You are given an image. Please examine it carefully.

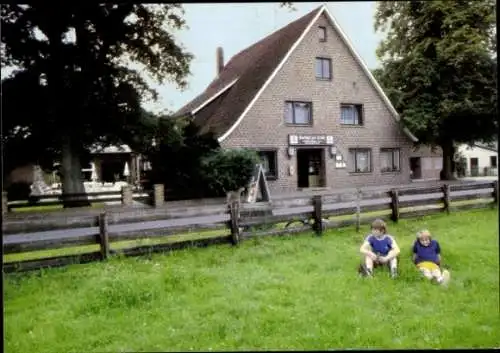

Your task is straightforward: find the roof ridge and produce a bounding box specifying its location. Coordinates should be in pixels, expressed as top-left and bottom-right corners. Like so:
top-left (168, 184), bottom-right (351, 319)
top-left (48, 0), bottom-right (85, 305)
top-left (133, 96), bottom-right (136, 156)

top-left (204, 5), bottom-right (323, 93)
top-left (225, 5), bottom-right (323, 67)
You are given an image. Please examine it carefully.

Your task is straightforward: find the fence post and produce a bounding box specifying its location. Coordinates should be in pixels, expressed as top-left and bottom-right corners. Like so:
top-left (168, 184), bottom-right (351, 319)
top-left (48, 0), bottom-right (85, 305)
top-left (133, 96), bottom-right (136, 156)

top-left (355, 189), bottom-right (362, 232)
top-left (121, 185), bottom-right (133, 206)
top-left (492, 180), bottom-right (498, 206)
top-left (153, 184), bottom-right (164, 208)
top-left (390, 189), bottom-right (399, 223)
top-left (98, 212), bottom-right (110, 260)
top-left (312, 195), bottom-right (323, 236)
top-left (442, 183), bottom-right (451, 214)
top-left (2, 191), bottom-right (8, 215)
top-left (229, 201), bottom-right (240, 245)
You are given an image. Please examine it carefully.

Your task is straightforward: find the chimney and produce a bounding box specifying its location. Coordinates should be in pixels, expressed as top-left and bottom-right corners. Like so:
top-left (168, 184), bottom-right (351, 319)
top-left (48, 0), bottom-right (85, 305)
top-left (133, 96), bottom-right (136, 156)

top-left (216, 47), bottom-right (224, 75)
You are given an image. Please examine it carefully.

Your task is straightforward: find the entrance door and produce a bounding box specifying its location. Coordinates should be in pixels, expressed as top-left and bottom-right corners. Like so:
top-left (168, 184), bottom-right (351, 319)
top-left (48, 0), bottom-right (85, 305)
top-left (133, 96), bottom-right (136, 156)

top-left (410, 157), bottom-right (422, 179)
top-left (470, 157), bottom-right (479, 176)
top-left (297, 149), bottom-right (325, 188)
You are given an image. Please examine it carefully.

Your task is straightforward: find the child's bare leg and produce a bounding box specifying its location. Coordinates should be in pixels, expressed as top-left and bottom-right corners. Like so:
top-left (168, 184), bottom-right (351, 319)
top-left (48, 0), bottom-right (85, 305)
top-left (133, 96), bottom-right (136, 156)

top-left (433, 268), bottom-right (451, 285)
top-left (389, 257), bottom-right (398, 270)
top-left (388, 257), bottom-right (398, 278)
top-left (431, 269), bottom-right (442, 280)
top-left (364, 256), bottom-right (374, 275)
top-left (420, 268), bottom-right (433, 280)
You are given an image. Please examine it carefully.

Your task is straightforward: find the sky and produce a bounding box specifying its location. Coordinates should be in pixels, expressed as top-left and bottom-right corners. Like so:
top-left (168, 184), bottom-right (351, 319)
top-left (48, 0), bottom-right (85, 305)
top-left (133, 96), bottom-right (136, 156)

top-left (147, 2), bottom-right (385, 114)
top-left (1, 2), bottom-right (385, 115)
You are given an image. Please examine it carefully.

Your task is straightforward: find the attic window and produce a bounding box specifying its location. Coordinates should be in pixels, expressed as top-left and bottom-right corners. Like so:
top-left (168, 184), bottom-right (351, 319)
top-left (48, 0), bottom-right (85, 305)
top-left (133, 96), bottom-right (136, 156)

top-left (318, 26), bottom-right (326, 42)
top-left (315, 57), bottom-right (331, 80)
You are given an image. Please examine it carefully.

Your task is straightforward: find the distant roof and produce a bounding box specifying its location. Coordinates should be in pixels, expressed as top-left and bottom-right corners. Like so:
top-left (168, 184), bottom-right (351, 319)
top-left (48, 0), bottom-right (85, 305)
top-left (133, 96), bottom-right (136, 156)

top-left (174, 4), bottom-right (417, 143)
top-left (90, 144), bottom-right (131, 154)
top-left (473, 141), bottom-right (498, 152)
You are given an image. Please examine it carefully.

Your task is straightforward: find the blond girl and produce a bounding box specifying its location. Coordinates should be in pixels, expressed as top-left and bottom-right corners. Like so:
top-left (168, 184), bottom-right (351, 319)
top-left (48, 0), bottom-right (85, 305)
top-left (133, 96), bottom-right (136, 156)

top-left (412, 229), bottom-right (451, 285)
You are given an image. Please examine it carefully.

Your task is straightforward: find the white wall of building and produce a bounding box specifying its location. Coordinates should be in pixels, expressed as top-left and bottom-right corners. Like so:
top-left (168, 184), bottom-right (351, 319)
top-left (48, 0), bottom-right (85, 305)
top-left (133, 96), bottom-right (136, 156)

top-left (457, 144), bottom-right (498, 176)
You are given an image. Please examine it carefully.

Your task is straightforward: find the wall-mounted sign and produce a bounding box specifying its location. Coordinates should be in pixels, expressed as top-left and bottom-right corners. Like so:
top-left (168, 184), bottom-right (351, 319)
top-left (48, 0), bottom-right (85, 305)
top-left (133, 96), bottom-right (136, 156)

top-left (288, 134), bottom-right (334, 146)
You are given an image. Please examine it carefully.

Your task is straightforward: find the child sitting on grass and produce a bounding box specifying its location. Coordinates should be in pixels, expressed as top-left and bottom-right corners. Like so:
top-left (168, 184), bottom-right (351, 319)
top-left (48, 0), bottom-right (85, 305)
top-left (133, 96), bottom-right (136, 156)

top-left (412, 229), bottom-right (451, 286)
top-left (359, 219), bottom-right (400, 278)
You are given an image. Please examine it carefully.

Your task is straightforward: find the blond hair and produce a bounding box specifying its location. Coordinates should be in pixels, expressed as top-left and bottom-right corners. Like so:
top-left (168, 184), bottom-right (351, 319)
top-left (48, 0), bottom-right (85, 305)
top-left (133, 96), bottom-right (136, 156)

top-left (416, 229), bottom-right (432, 239)
top-left (371, 219), bottom-right (387, 234)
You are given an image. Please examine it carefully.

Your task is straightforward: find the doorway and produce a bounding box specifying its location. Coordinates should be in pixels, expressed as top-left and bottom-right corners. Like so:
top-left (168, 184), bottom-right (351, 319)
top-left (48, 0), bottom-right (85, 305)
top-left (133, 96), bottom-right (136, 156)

top-left (297, 148), bottom-right (325, 188)
top-left (470, 157), bottom-right (479, 176)
top-left (410, 157), bottom-right (422, 179)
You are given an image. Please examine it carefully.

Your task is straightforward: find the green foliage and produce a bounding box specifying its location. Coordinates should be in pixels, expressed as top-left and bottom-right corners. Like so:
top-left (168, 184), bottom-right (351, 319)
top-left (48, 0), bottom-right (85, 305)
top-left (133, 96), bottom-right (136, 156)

top-left (145, 119), bottom-right (259, 199)
top-left (145, 118), bottom-right (220, 198)
top-left (280, 2), bottom-right (297, 11)
top-left (1, 4), bottom-right (193, 194)
top-left (373, 1), bottom-right (497, 147)
top-left (453, 150), bottom-right (467, 177)
top-left (200, 148), bottom-right (261, 195)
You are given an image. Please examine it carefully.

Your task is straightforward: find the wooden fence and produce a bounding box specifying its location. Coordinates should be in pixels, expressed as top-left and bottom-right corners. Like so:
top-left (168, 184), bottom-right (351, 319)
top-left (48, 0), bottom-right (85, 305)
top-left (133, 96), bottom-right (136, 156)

top-left (2, 181), bottom-right (497, 273)
top-left (2, 184), bottom-right (169, 212)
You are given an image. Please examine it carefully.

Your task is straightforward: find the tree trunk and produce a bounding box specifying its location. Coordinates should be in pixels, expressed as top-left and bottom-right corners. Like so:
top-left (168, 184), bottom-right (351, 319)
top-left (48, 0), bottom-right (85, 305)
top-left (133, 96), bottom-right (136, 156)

top-left (46, 27), bottom-right (90, 208)
top-left (61, 137), bottom-right (90, 208)
top-left (440, 140), bottom-right (456, 181)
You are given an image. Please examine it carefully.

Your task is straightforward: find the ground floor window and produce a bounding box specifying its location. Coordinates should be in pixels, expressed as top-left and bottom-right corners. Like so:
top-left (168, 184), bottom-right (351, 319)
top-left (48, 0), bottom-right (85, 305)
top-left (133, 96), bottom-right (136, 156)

top-left (490, 156), bottom-right (497, 168)
top-left (257, 150), bottom-right (278, 180)
top-left (349, 148), bottom-right (372, 173)
top-left (380, 148), bottom-right (401, 172)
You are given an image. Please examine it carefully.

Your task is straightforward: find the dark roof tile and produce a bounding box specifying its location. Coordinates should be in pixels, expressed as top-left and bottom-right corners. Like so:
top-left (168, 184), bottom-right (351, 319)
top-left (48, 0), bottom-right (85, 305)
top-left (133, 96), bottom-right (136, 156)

top-left (174, 5), bottom-right (323, 137)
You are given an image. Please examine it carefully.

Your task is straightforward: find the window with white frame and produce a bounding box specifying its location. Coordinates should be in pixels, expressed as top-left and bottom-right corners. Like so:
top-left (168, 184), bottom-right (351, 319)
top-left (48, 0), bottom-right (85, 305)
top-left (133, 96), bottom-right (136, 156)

top-left (318, 26), bottom-right (327, 42)
top-left (349, 148), bottom-right (372, 173)
top-left (380, 148), bottom-right (401, 172)
top-left (315, 57), bottom-right (331, 80)
top-left (340, 104), bottom-right (363, 125)
top-left (284, 101), bottom-right (312, 125)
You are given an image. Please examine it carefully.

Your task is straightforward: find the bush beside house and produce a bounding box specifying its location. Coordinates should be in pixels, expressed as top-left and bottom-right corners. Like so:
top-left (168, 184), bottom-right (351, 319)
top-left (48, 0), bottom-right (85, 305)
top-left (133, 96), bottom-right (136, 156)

top-left (145, 119), bottom-right (259, 200)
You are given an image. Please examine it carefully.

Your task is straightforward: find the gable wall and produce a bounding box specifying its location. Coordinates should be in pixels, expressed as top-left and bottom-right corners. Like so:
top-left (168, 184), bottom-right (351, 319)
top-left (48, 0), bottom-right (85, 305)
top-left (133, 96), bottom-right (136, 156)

top-left (221, 13), bottom-right (432, 192)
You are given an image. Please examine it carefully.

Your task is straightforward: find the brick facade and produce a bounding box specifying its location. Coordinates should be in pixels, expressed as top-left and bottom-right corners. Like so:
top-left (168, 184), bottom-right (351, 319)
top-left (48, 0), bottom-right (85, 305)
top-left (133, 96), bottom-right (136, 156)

top-left (221, 13), bottom-right (439, 192)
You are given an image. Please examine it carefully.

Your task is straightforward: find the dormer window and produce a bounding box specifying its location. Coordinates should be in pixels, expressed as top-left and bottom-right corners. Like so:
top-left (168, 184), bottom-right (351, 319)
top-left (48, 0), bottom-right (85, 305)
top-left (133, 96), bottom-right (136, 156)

top-left (318, 26), bottom-right (327, 42)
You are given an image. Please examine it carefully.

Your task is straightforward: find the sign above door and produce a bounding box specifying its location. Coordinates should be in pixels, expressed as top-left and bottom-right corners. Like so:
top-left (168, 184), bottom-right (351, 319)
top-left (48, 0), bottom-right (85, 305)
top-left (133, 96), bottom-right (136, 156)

top-left (288, 134), bottom-right (334, 146)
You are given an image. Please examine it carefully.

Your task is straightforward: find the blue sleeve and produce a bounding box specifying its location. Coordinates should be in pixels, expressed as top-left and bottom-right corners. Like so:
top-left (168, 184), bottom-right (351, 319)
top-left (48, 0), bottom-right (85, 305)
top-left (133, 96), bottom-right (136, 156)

top-left (435, 240), bottom-right (441, 254)
top-left (412, 241), bottom-right (418, 253)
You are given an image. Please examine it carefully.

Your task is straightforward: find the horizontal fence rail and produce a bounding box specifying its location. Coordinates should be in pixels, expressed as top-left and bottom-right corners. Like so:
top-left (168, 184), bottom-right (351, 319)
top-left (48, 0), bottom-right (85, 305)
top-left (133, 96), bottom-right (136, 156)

top-left (3, 180), bottom-right (497, 273)
top-left (4, 187), bottom-right (153, 211)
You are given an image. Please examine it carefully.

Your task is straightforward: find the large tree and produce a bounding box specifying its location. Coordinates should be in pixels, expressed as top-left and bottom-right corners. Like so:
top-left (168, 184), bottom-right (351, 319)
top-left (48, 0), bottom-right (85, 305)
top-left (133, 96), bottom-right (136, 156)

top-left (1, 4), bottom-right (192, 205)
top-left (373, 0), bottom-right (497, 180)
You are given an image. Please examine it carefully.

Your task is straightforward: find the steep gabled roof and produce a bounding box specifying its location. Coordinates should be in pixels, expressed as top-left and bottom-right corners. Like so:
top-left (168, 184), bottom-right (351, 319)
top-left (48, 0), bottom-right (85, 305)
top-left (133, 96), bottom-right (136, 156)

top-left (473, 141), bottom-right (498, 153)
top-left (174, 5), bottom-right (322, 133)
top-left (174, 4), bottom-right (417, 143)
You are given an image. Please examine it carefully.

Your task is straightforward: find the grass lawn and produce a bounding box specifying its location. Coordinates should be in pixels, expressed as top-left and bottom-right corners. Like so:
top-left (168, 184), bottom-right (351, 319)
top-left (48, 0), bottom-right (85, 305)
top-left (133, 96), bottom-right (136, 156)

top-left (3, 208), bottom-right (499, 351)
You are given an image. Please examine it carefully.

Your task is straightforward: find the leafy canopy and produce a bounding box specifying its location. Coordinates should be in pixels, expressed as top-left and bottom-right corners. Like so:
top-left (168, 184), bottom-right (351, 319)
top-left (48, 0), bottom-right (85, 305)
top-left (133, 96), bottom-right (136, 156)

top-left (1, 4), bottom-right (193, 169)
top-left (373, 0), bottom-right (497, 146)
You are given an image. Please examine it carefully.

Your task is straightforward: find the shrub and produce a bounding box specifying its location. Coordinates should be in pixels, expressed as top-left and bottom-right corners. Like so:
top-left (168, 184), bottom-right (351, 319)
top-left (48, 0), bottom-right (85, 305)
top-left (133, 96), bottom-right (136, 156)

top-left (144, 118), bottom-right (220, 199)
top-left (200, 148), bottom-right (260, 195)
top-left (144, 118), bottom-right (260, 199)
